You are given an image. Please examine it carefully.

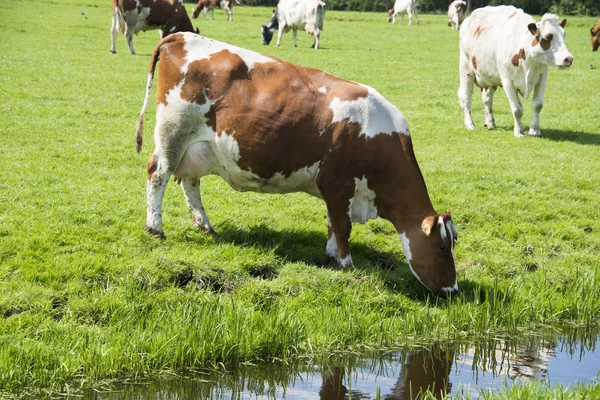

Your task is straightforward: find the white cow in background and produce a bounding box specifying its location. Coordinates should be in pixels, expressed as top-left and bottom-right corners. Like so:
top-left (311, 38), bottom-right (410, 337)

top-left (261, 0), bottom-right (327, 49)
top-left (448, 0), bottom-right (467, 30)
top-left (387, 0), bottom-right (418, 26)
top-left (458, 6), bottom-right (573, 137)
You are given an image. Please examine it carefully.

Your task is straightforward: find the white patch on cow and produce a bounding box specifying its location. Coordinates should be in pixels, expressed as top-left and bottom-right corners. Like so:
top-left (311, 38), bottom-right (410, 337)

top-left (326, 231), bottom-right (338, 260)
top-left (125, 5), bottom-right (152, 33)
top-left (441, 282), bottom-right (459, 293)
top-left (348, 177), bottom-right (378, 223)
top-left (329, 86), bottom-right (409, 138)
top-left (181, 32), bottom-right (277, 74)
top-left (208, 131), bottom-right (322, 196)
top-left (340, 254), bottom-right (353, 268)
top-left (401, 233), bottom-right (425, 285)
top-left (318, 86), bottom-right (327, 94)
top-left (155, 84), bottom-right (215, 156)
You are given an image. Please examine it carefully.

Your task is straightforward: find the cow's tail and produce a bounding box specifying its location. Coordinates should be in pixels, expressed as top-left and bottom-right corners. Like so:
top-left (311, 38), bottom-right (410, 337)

top-left (135, 37), bottom-right (165, 153)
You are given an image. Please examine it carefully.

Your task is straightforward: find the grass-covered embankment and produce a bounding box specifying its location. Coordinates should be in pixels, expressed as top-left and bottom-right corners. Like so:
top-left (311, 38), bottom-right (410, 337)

top-left (1, 0), bottom-right (599, 396)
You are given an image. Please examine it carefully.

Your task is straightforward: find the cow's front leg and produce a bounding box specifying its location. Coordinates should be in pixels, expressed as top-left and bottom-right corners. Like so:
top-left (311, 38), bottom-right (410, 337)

top-left (227, 8), bottom-right (232, 21)
top-left (481, 87), bottom-right (496, 129)
top-left (326, 207), bottom-right (353, 268)
top-left (502, 83), bottom-right (524, 137)
top-left (210, 8), bottom-right (215, 20)
top-left (312, 31), bottom-right (320, 49)
top-left (292, 29), bottom-right (297, 47)
top-left (529, 72), bottom-right (548, 137)
top-left (180, 177), bottom-right (215, 234)
top-left (276, 28), bottom-right (284, 46)
top-left (145, 154), bottom-right (171, 238)
top-left (458, 53), bottom-right (476, 130)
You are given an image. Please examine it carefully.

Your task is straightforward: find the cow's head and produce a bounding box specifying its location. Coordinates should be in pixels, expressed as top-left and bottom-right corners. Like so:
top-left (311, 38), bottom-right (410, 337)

top-left (261, 10), bottom-right (278, 45)
top-left (387, 9), bottom-right (394, 23)
top-left (528, 14), bottom-right (573, 69)
top-left (191, 1), bottom-right (204, 19)
top-left (401, 211), bottom-right (458, 298)
top-left (591, 26), bottom-right (600, 51)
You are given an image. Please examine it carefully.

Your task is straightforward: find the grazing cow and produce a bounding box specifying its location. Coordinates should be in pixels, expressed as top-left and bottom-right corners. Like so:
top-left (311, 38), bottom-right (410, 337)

top-left (135, 33), bottom-right (459, 297)
top-left (387, 0), bottom-right (418, 26)
top-left (191, 0), bottom-right (240, 22)
top-left (261, 0), bottom-right (326, 49)
top-left (447, 0), bottom-right (466, 31)
top-left (110, 0), bottom-right (198, 55)
top-left (458, 6), bottom-right (573, 137)
top-left (591, 19), bottom-right (600, 51)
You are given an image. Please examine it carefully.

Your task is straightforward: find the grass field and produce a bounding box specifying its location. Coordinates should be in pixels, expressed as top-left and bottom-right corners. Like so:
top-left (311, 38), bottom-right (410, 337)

top-left (1, 0), bottom-right (599, 396)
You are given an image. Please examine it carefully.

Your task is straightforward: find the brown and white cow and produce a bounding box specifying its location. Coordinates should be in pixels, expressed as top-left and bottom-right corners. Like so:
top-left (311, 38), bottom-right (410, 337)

top-left (135, 32), bottom-right (459, 297)
top-left (458, 6), bottom-right (573, 137)
top-left (110, 0), bottom-right (198, 55)
top-left (447, 0), bottom-right (466, 31)
top-left (192, 0), bottom-right (240, 22)
top-left (591, 19), bottom-right (600, 51)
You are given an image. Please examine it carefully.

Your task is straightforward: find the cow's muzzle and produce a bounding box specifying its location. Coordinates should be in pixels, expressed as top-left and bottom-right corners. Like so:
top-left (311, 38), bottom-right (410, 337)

top-left (559, 55), bottom-right (574, 69)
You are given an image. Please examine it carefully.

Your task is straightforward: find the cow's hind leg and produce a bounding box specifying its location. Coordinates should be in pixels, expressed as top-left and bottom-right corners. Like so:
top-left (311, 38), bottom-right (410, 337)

top-left (292, 29), bottom-right (298, 47)
top-left (458, 51), bottom-right (476, 130)
top-left (180, 177), bottom-right (215, 234)
top-left (145, 153), bottom-right (171, 238)
top-left (481, 87), bottom-right (496, 129)
top-left (110, 11), bottom-right (119, 53)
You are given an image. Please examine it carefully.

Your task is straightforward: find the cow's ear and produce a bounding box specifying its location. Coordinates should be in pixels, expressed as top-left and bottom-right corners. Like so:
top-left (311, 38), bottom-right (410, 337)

top-left (422, 216), bottom-right (437, 236)
top-left (528, 23), bottom-right (538, 36)
top-left (559, 18), bottom-right (567, 28)
top-left (195, 28), bottom-right (200, 34)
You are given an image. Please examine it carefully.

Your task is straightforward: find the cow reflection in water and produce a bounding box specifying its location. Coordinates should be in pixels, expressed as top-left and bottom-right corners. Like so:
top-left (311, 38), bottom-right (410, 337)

top-left (319, 347), bottom-right (454, 400)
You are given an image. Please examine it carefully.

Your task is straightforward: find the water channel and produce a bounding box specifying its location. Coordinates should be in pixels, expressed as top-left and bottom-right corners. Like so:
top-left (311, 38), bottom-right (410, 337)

top-left (76, 329), bottom-right (599, 399)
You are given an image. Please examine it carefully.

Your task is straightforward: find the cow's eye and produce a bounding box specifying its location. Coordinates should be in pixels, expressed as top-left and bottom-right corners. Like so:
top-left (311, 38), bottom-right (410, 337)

top-left (545, 33), bottom-right (554, 41)
top-left (439, 244), bottom-right (449, 253)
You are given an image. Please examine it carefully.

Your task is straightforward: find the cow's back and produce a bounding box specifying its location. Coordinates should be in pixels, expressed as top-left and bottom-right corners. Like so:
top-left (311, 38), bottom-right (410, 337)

top-left (460, 6), bottom-right (534, 86)
top-left (157, 33), bottom-right (409, 195)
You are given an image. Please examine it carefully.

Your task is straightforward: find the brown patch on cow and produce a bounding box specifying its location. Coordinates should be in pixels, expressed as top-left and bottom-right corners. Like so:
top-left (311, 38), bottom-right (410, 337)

top-left (508, 11), bottom-right (517, 18)
top-left (471, 56), bottom-right (477, 69)
top-left (474, 25), bottom-right (485, 38)
top-left (146, 154), bottom-right (158, 180)
top-left (531, 37), bottom-right (539, 47)
top-left (540, 36), bottom-right (552, 51)
top-left (592, 19), bottom-right (600, 51)
top-left (511, 48), bottom-right (526, 67)
top-left (156, 35), bottom-right (188, 106)
top-left (205, 106), bottom-right (217, 132)
top-left (182, 50), bottom-right (250, 106)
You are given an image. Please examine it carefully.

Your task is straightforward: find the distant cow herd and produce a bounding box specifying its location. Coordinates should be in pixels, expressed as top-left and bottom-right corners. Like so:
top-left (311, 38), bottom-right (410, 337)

top-left (108, 0), bottom-right (597, 296)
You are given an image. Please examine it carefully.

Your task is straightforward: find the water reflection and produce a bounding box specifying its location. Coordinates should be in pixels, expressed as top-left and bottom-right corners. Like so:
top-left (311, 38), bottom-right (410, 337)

top-left (79, 330), bottom-right (600, 400)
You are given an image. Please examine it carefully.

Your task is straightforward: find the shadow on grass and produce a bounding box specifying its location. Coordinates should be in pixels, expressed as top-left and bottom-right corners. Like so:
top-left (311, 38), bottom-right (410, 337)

top-left (182, 223), bottom-right (508, 305)
top-left (541, 129), bottom-right (600, 145)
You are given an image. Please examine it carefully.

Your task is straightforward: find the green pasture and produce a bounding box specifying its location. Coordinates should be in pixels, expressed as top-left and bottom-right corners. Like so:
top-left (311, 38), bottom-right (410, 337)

top-left (1, 0), bottom-right (599, 396)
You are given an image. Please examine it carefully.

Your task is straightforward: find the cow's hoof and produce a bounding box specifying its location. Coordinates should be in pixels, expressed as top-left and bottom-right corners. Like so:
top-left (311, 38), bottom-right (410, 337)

top-left (528, 129), bottom-right (541, 137)
top-left (110, 49), bottom-right (116, 54)
top-left (514, 131), bottom-right (525, 138)
top-left (197, 224), bottom-right (215, 234)
top-left (484, 122), bottom-right (496, 129)
top-left (145, 226), bottom-right (165, 239)
top-left (465, 123), bottom-right (476, 130)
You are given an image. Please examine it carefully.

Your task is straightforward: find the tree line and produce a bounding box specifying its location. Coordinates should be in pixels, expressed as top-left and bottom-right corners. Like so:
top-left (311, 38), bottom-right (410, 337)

top-left (196, 0), bottom-right (599, 16)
